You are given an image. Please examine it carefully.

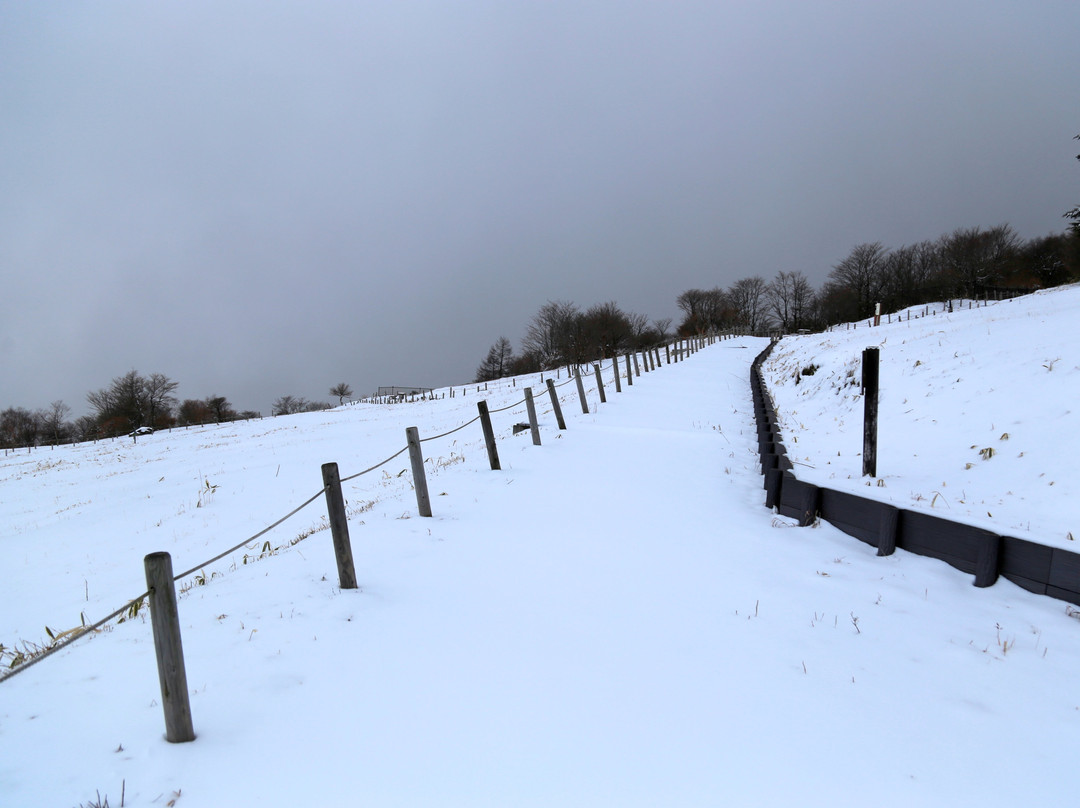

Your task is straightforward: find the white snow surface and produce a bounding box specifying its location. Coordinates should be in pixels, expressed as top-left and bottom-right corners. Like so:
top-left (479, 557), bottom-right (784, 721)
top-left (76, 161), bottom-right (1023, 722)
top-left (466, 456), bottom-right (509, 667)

top-left (762, 284), bottom-right (1080, 549)
top-left (1, 313), bottom-right (1079, 806)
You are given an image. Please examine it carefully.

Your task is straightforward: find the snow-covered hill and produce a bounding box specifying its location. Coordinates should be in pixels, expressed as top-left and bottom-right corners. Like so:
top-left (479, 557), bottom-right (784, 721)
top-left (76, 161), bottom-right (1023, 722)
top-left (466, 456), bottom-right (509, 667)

top-left (762, 285), bottom-right (1080, 550)
top-left (2, 318), bottom-right (1079, 807)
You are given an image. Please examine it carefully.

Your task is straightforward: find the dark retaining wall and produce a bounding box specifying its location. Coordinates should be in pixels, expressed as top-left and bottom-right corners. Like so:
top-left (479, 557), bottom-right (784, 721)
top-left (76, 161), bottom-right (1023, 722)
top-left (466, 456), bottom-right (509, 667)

top-left (751, 343), bottom-right (1080, 606)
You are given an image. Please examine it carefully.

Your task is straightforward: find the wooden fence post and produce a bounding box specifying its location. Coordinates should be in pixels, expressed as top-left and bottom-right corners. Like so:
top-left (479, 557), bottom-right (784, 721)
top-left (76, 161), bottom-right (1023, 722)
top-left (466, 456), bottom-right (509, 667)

top-left (477, 401), bottom-right (501, 469)
top-left (862, 347), bottom-right (879, 477)
top-left (633, 352), bottom-right (641, 377)
top-left (144, 552), bottom-right (195, 743)
top-left (524, 387), bottom-right (542, 445)
top-left (574, 368), bottom-right (589, 414)
top-left (321, 462), bottom-right (357, 589)
top-left (612, 357), bottom-right (622, 393)
top-left (545, 379), bottom-right (567, 429)
top-left (593, 363), bottom-right (607, 403)
top-left (625, 354), bottom-right (633, 386)
top-left (405, 426), bottom-right (432, 517)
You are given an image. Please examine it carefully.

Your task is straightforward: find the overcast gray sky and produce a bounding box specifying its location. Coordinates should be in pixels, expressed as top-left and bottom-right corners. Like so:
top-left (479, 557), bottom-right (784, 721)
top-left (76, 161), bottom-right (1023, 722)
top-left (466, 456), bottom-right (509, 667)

top-left (2, 0), bottom-right (1077, 416)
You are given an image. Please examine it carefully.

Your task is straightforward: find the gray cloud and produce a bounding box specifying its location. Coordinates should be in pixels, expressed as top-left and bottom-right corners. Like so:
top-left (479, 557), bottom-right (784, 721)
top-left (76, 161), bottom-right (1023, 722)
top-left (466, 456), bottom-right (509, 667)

top-left (2, 0), bottom-right (1077, 415)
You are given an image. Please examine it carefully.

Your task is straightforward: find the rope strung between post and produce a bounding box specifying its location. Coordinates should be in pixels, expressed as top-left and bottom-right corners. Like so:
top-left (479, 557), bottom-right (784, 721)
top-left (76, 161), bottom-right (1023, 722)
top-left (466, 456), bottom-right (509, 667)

top-left (419, 414), bottom-right (482, 443)
top-left (489, 397), bottom-right (529, 414)
top-left (0, 589), bottom-right (149, 683)
top-left (171, 485), bottom-right (328, 582)
top-left (0, 485), bottom-right (330, 685)
top-left (0, 357), bottom-right (645, 684)
top-left (340, 445), bottom-right (409, 483)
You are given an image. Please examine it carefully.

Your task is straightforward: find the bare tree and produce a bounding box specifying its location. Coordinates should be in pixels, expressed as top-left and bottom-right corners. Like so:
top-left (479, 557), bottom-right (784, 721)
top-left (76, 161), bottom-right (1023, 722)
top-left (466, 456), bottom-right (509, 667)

top-left (652, 317), bottom-right (672, 342)
top-left (938, 225), bottom-right (1019, 298)
top-left (330, 383), bottom-right (353, 405)
top-left (675, 289), bottom-right (710, 334)
top-left (508, 350), bottom-right (543, 376)
top-left (627, 311), bottom-right (651, 345)
top-left (178, 399), bottom-right (212, 426)
top-left (475, 337), bottom-right (514, 382)
top-left (72, 415), bottom-right (99, 443)
top-left (273, 395), bottom-right (299, 416)
top-left (87, 370), bottom-right (144, 435)
top-left (41, 400), bottom-right (71, 445)
top-left (144, 372), bottom-right (179, 429)
top-left (87, 370), bottom-right (177, 435)
top-left (206, 395), bottom-right (237, 422)
top-left (272, 396), bottom-right (326, 415)
top-left (828, 242), bottom-right (888, 318)
top-left (0, 407), bottom-right (40, 449)
top-left (766, 271), bottom-right (814, 333)
top-left (728, 276), bottom-right (768, 334)
top-left (1020, 233), bottom-right (1074, 288)
top-left (676, 288), bottom-right (729, 335)
top-left (521, 300), bottom-right (580, 369)
top-left (580, 301), bottom-right (633, 358)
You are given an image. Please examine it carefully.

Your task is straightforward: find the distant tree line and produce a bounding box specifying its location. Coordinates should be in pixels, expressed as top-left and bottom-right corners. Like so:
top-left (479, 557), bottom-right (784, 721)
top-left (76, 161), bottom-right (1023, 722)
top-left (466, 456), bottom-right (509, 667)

top-left (1, 371), bottom-right (356, 450)
top-left (474, 222), bottom-right (1078, 382)
top-left (272, 395), bottom-right (332, 416)
top-left (474, 301), bottom-right (672, 382)
top-left (672, 224), bottom-right (1079, 337)
top-left (671, 139), bottom-right (1080, 335)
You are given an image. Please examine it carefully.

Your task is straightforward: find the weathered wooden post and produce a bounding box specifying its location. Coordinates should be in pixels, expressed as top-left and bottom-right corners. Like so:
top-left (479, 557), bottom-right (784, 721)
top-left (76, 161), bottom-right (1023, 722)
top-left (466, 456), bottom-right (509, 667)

top-left (545, 379), bottom-right (566, 429)
top-left (641, 350), bottom-right (650, 372)
top-left (593, 363), bottom-right (606, 403)
top-left (321, 462), bottom-right (357, 589)
top-left (625, 354), bottom-right (633, 386)
top-left (477, 401), bottom-right (501, 469)
top-left (405, 426), bottom-right (432, 516)
top-left (632, 352), bottom-right (641, 377)
top-left (665, 344), bottom-right (670, 363)
top-left (144, 552), bottom-right (195, 743)
top-left (650, 348), bottom-right (658, 370)
top-left (612, 357), bottom-right (622, 393)
top-left (862, 347), bottom-right (879, 477)
top-left (574, 368), bottom-right (589, 414)
top-left (524, 387), bottom-right (541, 445)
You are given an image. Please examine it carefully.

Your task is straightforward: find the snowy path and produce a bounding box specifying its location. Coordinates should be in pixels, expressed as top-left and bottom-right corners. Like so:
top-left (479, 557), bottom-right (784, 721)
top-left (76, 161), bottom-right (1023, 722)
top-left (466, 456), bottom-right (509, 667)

top-left (2, 340), bottom-right (1079, 806)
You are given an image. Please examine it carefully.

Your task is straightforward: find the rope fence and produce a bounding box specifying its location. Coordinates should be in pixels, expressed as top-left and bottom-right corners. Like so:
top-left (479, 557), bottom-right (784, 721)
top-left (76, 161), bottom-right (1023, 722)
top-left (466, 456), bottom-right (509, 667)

top-left (0, 335), bottom-right (726, 731)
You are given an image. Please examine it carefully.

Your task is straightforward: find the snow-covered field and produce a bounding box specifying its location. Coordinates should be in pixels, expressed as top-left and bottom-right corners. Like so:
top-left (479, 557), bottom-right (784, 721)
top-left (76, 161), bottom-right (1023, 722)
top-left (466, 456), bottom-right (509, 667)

top-left (2, 305), bottom-right (1079, 806)
top-left (762, 285), bottom-right (1080, 550)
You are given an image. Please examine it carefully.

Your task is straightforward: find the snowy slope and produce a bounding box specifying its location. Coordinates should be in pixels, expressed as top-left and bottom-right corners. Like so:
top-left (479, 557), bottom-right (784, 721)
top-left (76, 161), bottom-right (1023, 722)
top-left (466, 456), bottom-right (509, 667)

top-left (762, 285), bottom-right (1080, 550)
top-left (2, 334), bottom-right (1079, 807)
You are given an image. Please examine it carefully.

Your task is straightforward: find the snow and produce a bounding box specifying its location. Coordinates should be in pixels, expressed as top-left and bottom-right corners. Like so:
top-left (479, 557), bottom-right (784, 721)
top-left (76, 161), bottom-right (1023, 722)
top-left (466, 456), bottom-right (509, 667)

top-left (2, 302), bottom-right (1079, 806)
top-left (761, 285), bottom-right (1080, 549)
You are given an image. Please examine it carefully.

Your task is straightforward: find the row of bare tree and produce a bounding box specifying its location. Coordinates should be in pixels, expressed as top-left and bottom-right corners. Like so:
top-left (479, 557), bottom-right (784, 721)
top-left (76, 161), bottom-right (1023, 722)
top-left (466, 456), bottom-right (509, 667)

top-left (475, 301), bottom-right (672, 381)
top-left (675, 224), bottom-right (1079, 336)
top-left (473, 221), bottom-right (1079, 384)
top-left (2, 373), bottom-right (359, 450)
top-left (0, 371), bottom-right (259, 449)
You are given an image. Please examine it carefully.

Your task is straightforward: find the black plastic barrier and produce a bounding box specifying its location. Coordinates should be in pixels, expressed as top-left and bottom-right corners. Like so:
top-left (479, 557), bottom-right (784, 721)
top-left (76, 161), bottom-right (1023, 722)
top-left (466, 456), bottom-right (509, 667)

top-left (750, 342), bottom-right (1080, 605)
